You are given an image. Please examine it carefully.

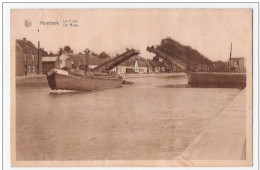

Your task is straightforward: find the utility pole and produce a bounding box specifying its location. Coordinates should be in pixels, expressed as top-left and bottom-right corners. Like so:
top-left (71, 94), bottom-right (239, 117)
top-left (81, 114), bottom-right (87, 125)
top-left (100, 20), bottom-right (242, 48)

top-left (230, 42), bottom-right (232, 60)
top-left (38, 41), bottom-right (40, 75)
top-left (228, 42), bottom-right (232, 72)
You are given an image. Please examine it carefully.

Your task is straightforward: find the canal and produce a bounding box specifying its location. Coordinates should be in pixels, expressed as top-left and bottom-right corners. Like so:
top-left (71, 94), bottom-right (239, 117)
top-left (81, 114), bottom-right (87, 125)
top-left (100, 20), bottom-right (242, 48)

top-left (16, 75), bottom-right (243, 160)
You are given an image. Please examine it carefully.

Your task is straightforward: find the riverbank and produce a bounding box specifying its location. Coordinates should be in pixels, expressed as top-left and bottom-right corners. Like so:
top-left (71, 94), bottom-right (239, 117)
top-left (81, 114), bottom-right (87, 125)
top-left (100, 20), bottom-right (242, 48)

top-left (177, 88), bottom-right (247, 163)
top-left (16, 73), bottom-right (187, 85)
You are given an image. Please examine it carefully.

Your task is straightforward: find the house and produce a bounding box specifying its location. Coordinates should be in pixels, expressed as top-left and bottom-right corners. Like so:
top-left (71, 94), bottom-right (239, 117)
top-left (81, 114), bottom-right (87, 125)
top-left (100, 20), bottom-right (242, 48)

top-left (116, 56), bottom-right (150, 74)
top-left (42, 55), bottom-right (59, 74)
top-left (137, 60), bottom-right (150, 73)
top-left (88, 55), bottom-right (107, 69)
top-left (149, 55), bottom-right (185, 73)
top-left (115, 65), bottom-right (127, 74)
top-left (149, 60), bottom-right (164, 73)
top-left (229, 57), bottom-right (246, 72)
top-left (16, 38), bottom-right (42, 76)
top-left (57, 52), bottom-right (109, 72)
top-left (150, 56), bottom-right (168, 72)
top-left (115, 60), bottom-right (133, 74)
top-left (54, 51), bottom-right (111, 72)
top-left (72, 53), bottom-right (109, 71)
top-left (73, 53), bottom-right (88, 71)
top-left (55, 53), bottom-right (74, 69)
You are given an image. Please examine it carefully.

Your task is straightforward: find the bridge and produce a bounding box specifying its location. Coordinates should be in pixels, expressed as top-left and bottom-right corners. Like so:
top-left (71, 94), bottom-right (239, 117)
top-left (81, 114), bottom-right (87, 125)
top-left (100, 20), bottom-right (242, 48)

top-left (146, 46), bottom-right (246, 87)
top-left (146, 46), bottom-right (191, 74)
top-left (91, 49), bottom-right (140, 73)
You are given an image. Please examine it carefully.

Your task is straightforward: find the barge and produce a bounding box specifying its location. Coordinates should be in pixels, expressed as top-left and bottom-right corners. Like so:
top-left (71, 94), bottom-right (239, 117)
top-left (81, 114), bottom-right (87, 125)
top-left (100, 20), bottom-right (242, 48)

top-left (46, 49), bottom-right (140, 91)
top-left (46, 68), bottom-right (123, 91)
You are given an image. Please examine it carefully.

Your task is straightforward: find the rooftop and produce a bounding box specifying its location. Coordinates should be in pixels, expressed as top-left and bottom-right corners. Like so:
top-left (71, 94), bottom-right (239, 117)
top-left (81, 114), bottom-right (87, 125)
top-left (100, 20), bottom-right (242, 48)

top-left (120, 56), bottom-right (150, 67)
top-left (74, 54), bottom-right (108, 66)
top-left (42, 56), bottom-right (59, 62)
top-left (16, 38), bottom-right (38, 54)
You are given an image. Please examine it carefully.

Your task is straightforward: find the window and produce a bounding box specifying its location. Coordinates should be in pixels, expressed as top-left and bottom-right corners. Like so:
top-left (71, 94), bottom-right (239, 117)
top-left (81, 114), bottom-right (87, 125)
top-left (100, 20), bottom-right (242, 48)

top-left (32, 66), bottom-right (35, 73)
top-left (234, 61), bottom-right (239, 67)
top-left (28, 66), bottom-right (31, 73)
top-left (31, 55), bottom-right (35, 61)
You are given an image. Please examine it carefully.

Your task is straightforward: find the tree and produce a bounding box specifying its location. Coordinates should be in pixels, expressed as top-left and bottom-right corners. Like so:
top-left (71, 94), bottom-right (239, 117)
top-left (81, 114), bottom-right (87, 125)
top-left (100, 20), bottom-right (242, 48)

top-left (98, 52), bottom-right (110, 59)
top-left (64, 46), bottom-right (73, 53)
top-left (40, 48), bottom-right (48, 56)
top-left (84, 48), bottom-right (90, 55)
top-left (58, 48), bottom-right (64, 55)
top-left (49, 51), bottom-right (54, 56)
top-left (158, 37), bottom-right (213, 66)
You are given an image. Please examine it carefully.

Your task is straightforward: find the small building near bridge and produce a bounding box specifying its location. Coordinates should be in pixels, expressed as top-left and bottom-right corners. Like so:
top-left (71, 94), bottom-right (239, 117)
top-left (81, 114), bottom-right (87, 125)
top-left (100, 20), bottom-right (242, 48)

top-left (229, 57), bottom-right (246, 73)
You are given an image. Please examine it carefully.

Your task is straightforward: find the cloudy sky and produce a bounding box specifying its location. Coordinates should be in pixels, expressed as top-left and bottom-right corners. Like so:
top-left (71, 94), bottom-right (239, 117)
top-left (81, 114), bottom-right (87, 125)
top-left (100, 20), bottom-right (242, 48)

top-left (11, 9), bottom-right (252, 61)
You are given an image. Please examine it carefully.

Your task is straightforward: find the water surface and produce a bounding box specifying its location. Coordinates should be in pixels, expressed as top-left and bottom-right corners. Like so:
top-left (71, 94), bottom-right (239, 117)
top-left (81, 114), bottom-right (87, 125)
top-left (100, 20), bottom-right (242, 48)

top-left (16, 75), bottom-right (242, 160)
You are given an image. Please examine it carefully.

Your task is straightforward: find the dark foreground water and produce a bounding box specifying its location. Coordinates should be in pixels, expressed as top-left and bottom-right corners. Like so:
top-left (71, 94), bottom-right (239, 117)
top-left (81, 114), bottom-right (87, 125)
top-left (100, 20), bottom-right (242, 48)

top-left (16, 75), bottom-right (242, 160)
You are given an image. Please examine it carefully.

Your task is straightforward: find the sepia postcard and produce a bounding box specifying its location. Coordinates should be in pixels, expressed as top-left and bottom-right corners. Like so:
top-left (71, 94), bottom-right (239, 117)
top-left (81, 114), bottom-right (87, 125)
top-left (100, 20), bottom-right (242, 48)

top-left (9, 6), bottom-right (254, 167)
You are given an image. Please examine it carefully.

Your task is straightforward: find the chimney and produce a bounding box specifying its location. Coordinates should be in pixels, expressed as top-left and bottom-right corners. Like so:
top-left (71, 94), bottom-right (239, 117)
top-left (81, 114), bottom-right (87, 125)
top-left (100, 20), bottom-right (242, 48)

top-left (23, 38), bottom-right (26, 41)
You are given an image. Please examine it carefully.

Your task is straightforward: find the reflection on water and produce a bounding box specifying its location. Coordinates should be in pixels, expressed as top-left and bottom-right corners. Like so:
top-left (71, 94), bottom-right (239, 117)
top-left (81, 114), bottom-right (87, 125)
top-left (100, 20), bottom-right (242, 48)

top-left (16, 76), bottom-right (242, 160)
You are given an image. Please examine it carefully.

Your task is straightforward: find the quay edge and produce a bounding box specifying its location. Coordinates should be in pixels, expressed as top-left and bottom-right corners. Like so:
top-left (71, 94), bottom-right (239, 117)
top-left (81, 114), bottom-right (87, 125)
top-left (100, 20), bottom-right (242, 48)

top-left (188, 72), bottom-right (246, 88)
top-left (177, 88), bottom-right (247, 162)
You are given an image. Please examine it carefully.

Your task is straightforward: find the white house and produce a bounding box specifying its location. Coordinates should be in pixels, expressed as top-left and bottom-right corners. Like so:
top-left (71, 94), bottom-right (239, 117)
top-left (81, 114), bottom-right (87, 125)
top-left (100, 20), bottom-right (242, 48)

top-left (55, 53), bottom-right (74, 69)
top-left (116, 57), bottom-right (149, 74)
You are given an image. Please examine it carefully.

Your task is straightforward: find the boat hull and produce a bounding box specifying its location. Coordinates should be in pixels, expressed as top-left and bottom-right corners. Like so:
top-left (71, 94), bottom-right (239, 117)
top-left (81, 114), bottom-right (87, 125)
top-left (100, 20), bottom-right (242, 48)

top-left (46, 69), bottom-right (123, 91)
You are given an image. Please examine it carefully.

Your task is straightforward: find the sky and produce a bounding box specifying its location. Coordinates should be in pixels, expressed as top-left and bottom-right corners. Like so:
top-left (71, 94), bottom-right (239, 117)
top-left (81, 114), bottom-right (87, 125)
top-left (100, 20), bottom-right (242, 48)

top-left (11, 9), bottom-right (252, 61)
